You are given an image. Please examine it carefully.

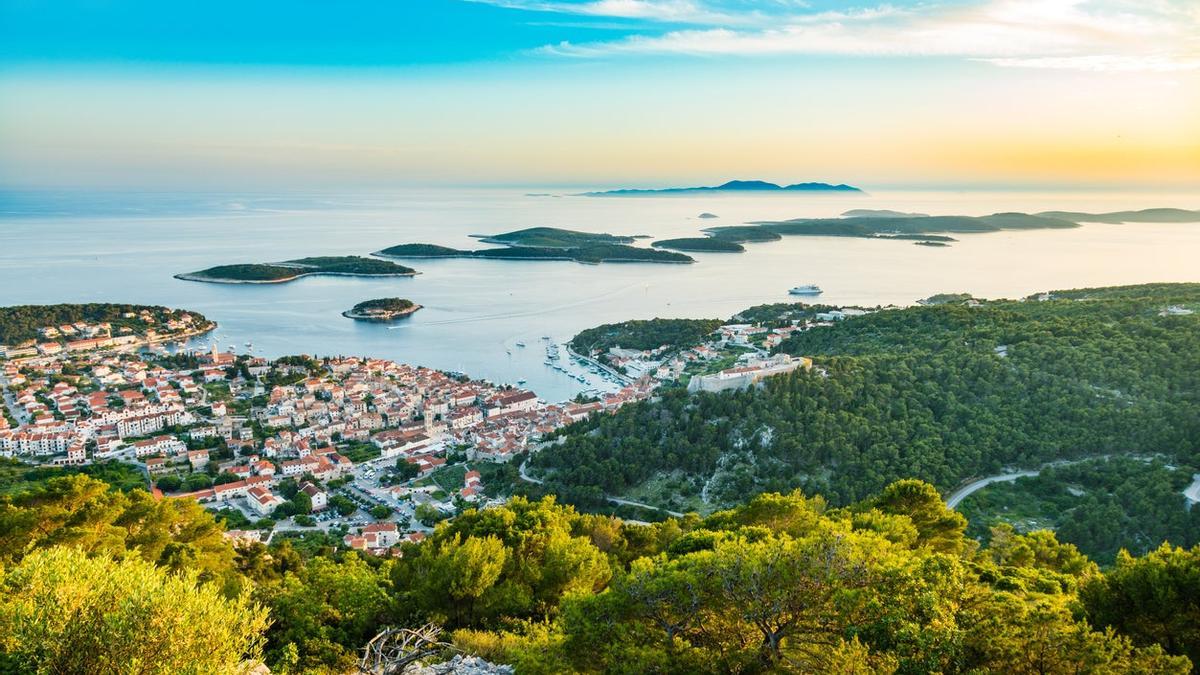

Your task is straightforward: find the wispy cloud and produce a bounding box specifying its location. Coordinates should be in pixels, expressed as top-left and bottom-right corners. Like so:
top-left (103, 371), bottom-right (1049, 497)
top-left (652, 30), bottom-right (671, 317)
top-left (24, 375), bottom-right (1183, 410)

top-left (483, 0), bottom-right (1200, 72)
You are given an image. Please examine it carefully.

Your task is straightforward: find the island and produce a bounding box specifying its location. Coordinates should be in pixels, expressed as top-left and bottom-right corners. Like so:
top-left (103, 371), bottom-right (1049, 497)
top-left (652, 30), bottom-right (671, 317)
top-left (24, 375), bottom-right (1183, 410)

top-left (375, 242), bottom-right (693, 265)
top-left (697, 212), bottom-right (719, 219)
top-left (472, 227), bottom-right (639, 248)
top-left (701, 226), bottom-right (784, 243)
top-left (842, 209), bottom-right (930, 218)
top-left (583, 179), bottom-right (863, 196)
top-left (651, 237), bottom-right (744, 253)
top-left (175, 256), bottom-right (417, 284)
top-left (342, 298), bottom-right (422, 322)
top-left (1035, 208), bottom-right (1200, 223)
top-left (0, 303), bottom-right (215, 357)
top-left (375, 228), bottom-right (695, 265)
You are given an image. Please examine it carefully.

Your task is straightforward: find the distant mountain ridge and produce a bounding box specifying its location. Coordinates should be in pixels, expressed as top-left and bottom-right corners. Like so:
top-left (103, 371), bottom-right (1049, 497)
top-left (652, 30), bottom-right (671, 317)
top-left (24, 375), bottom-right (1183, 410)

top-left (584, 179), bottom-right (862, 196)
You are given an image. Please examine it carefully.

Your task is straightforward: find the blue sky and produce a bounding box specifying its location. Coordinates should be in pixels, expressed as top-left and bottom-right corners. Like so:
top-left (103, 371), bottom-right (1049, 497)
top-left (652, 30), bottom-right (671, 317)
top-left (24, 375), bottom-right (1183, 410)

top-left (1, 0), bottom-right (1196, 188)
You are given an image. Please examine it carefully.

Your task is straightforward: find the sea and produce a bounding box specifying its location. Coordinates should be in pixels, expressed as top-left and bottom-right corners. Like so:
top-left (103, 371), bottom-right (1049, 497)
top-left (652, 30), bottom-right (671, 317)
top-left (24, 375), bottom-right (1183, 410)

top-left (2, 187), bottom-right (1198, 402)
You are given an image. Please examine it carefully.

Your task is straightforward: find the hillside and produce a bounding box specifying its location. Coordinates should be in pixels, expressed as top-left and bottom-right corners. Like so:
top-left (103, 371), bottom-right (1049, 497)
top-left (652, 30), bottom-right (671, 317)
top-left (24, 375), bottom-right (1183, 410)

top-left (3, 471), bottom-right (1196, 673)
top-left (533, 283), bottom-right (1200, 562)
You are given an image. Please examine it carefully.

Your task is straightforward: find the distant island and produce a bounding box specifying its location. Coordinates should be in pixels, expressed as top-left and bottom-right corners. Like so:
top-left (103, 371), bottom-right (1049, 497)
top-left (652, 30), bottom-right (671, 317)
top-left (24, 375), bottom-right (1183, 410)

top-left (343, 298), bottom-right (422, 322)
top-left (842, 209), bottom-right (929, 218)
top-left (697, 212), bottom-right (719, 219)
top-left (176, 256), bottom-right (417, 284)
top-left (584, 179), bottom-right (863, 196)
top-left (375, 227), bottom-right (694, 265)
top-left (1035, 208), bottom-right (1200, 223)
top-left (651, 237), bottom-right (744, 253)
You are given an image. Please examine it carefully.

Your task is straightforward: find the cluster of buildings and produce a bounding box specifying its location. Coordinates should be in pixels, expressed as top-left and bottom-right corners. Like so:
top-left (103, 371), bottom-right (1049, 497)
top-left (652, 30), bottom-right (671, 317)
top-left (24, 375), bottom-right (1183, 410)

top-left (1, 301), bottom-right (848, 555)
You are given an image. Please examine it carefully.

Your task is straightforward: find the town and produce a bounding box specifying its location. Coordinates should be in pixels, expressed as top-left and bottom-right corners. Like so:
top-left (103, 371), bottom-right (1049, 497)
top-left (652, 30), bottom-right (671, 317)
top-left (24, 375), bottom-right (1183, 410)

top-left (0, 304), bottom-right (837, 555)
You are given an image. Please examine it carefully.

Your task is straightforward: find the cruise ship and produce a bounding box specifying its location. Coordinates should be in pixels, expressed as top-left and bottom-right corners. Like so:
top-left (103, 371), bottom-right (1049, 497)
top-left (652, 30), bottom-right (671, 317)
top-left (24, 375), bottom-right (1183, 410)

top-left (788, 284), bottom-right (823, 295)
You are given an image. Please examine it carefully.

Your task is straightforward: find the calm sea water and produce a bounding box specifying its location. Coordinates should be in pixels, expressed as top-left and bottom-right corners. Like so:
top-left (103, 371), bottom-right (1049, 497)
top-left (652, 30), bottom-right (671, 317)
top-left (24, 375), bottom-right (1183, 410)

top-left (2, 188), bottom-right (1198, 401)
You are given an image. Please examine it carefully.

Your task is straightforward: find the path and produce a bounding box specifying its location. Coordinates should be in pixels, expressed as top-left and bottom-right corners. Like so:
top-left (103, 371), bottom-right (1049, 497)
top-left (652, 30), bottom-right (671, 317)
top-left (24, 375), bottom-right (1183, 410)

top-left (519, 457), bottom-right (684, 518)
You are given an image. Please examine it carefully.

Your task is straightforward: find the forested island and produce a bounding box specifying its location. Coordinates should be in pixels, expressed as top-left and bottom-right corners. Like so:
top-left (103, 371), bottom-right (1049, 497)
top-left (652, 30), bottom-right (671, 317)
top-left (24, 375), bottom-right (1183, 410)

top-left (533, 283), bottom-right (1200, 565)
top-left (375, 241), bottom-right (693, 265)
top-left (342, 298), bottom-right (422, 321)
top-left (651, 237), bottom-right (744, 252)
top-left (176, 256), bottom-right (417, 284)
top-left (585, 179), bottom-right (863, 195)
top-left (473, 226), bottom-right (639, 248)
top-left (642, 207), bottom-right (1200, 251)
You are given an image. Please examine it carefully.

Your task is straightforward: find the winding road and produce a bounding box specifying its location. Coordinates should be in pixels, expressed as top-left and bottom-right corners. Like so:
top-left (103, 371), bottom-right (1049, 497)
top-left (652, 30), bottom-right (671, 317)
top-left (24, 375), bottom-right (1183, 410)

top-left (945, 471), bottom-right (1040, 509)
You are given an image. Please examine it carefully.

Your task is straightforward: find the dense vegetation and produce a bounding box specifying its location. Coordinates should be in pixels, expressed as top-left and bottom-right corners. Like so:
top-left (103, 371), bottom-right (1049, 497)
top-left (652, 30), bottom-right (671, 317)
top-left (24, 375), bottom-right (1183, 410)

top-left (375, 243), bottom-right (463, 257)
top-left (344, 297), bottom-right (420, 321)
top-left (569, 317), bottom-right (723, 354)
top-left (535, 284), bottom-right (1200, 562)
top-left (651, 237), bottom-right (745, 252)
top-left (0, 303), bottom-right (209, 344)
top-left (958, 457), bottom-right (1200, 564)
top-left (178, 256), bottom-right (416, 282)
top-left (478, 226), bottom-right (636, 248)
top-left (3, 472), bottom-right (1198, 673)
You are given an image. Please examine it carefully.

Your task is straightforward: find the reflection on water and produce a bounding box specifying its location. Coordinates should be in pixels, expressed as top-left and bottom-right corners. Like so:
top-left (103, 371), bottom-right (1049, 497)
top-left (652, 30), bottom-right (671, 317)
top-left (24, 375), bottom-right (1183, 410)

top-left (2, 188), bottom-right (1198, 401)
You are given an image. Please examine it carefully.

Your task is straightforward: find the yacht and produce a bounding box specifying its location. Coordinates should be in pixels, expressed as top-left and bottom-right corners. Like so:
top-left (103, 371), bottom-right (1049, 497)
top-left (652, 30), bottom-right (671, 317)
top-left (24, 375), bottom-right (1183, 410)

top-left (515, 341), bottom-right (526, 348)
top-left (788, 284), bottom-right (823, 296)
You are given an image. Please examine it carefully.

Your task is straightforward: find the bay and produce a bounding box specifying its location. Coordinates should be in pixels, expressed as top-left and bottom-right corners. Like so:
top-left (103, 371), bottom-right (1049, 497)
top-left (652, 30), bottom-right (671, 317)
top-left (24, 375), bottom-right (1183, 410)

top-left (1, 187), bottom-right (1197, 402)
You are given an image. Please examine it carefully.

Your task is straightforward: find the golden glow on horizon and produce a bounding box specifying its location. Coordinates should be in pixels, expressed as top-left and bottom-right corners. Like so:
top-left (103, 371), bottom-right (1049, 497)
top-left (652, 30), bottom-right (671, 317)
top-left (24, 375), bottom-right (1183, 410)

top-left (0, 62), bottom-right (1197, 188)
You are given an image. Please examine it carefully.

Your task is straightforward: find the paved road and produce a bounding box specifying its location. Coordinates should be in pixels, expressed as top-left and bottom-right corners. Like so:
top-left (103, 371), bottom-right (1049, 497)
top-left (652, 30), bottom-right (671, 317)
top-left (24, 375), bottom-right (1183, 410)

top-left (519, 457), bottom-right (684, 518)
top-left (945, 471), bottom-right (1040, 509)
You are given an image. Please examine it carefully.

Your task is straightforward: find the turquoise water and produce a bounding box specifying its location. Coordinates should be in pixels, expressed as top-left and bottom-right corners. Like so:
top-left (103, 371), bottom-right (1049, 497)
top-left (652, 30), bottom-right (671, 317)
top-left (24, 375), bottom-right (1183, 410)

top-left (2, 187), bottom-right (1198, 401)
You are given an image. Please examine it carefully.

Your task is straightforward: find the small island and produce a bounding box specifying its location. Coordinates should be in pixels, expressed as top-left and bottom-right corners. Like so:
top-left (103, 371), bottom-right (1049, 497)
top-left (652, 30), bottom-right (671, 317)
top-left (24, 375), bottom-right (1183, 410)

top-left (697, 212), bottom-right (719, 219)
top-left (176, 256), bottom-right (417, 284)
top-left (342, 298), bottom-right (422, 322)
top-left (651, 238), bottom-right (744, 253)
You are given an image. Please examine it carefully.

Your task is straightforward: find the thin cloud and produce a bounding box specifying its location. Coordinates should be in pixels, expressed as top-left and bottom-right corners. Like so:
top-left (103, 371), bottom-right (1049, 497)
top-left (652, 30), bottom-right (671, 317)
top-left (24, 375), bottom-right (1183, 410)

top-left (505, 0), bottom-right (1200, 72)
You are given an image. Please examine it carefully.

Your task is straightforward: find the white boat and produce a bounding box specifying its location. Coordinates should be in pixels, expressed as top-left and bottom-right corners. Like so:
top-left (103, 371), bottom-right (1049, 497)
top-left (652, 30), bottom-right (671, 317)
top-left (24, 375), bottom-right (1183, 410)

top-left (788, 284), bottom-right (823, 295)
top-left (515, 342), bottom-right (526, 348)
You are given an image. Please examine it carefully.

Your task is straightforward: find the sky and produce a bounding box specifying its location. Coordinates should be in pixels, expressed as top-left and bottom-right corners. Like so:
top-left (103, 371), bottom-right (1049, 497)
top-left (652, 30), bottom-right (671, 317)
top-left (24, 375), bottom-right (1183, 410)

top-left (0, 0), bottom-right (1197, 190)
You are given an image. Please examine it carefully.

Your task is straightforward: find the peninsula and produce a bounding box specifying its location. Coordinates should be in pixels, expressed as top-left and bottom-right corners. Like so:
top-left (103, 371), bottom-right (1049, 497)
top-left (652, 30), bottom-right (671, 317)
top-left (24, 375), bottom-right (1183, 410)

top-left (584, 179), bottom-right (863, 196)
top-left (342, 298), bottom-right (422, 322)
top-left (176, 256), bottom-right (417, 284)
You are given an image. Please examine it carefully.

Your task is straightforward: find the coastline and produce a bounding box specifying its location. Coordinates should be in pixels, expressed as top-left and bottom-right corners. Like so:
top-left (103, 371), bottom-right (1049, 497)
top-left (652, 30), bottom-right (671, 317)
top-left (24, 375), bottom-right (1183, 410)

top-left (371, 251), bottom-right (693, 265)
